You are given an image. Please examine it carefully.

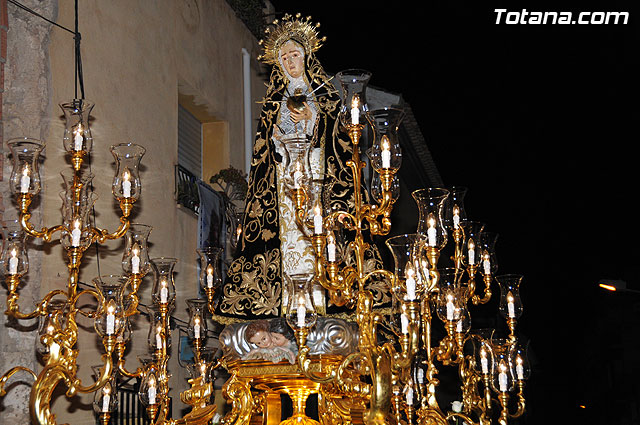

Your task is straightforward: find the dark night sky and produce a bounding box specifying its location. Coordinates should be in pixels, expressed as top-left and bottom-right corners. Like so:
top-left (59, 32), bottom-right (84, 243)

top-left (270, 1), bottom-right (637, 423)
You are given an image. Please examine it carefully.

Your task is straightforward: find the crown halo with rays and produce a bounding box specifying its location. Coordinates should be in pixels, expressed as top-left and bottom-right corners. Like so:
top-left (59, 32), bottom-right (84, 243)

top-left (258, 13), bottom-right (326, 65)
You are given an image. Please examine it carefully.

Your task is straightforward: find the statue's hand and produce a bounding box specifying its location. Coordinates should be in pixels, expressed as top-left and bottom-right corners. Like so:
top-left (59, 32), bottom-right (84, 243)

top-left (290, 102), bottom-right (312, 123)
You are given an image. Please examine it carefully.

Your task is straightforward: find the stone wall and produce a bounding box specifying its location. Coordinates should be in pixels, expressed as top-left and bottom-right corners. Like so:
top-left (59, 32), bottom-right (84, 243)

top-left (1, 0), bottom-right (266, 423)
top-left (0, 0), bottom-right (55, 423)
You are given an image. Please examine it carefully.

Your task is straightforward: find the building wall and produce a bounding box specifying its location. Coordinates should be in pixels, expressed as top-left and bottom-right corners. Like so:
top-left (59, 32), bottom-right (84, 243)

top-left (2, 0), bottom-right (266, 423)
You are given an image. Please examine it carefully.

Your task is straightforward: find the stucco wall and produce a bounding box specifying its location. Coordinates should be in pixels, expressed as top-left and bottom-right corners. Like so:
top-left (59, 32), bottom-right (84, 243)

top-left (2, 0), bottom-right (265, 423)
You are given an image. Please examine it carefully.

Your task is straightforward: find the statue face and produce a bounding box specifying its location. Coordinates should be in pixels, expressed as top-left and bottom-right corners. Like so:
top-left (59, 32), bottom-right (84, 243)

top-left (270, 333), bottom-right (288, 347)
top-left (280, 40), bottom-right (304, 79)
top-left (249, 330), bottom-right (273, 348)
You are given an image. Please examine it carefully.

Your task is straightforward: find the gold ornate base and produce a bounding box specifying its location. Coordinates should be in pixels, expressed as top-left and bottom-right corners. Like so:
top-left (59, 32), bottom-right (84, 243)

top-left (222, 357), bottom-right (361, 425)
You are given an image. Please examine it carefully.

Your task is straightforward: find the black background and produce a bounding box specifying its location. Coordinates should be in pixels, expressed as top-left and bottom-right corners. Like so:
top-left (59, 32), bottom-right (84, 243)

top-left (270, 1), bottom-right (638, 423)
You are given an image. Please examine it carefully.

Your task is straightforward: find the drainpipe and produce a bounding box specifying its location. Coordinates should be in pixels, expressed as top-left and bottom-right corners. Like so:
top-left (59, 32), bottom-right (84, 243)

top-left (242, 48), bottom-right (252, 176)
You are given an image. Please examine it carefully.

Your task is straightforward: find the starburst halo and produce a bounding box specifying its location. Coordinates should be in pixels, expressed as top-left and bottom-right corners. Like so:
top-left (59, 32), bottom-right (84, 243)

top-left (258, 13), bottom-right (326, 65)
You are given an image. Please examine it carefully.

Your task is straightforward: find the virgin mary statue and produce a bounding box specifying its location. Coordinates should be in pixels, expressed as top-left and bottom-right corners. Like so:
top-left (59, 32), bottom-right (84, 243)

top-left (214, 14), bottom-right (388, 322)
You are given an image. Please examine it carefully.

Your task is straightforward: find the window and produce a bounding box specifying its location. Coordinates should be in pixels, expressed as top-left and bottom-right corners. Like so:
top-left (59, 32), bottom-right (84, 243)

top-left (176, 105), bottom-right (202, 213)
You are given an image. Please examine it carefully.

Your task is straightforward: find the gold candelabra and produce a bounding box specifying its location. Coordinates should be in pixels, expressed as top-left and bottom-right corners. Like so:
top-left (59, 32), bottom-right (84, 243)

top-left (238, 69), bottom-right (531, 425)
top-left (0, 99), bottom-right (220, 425)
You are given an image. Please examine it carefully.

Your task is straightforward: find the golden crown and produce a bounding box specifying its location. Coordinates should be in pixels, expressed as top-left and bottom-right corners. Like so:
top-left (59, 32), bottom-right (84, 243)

top-left (258, 13), bottom-right (326, 65)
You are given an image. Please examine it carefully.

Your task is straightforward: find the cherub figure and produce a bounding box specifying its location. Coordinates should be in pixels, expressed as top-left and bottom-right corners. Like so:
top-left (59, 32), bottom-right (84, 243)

top-left (242, 318), bottom-right (297, 364)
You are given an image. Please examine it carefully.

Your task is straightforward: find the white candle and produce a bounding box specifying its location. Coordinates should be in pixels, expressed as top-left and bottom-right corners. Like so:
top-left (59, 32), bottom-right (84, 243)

top-left (293, 161), bottom-right (303, 189)
top-left (406, 386), bottom-right (414, 406)
top-left (381, 136), bottom-right (391, 168)
top-left (102, 392), bottom-right (110, 412)
top-left (350, 95), bottom-right (360, 125)
top-left (8, 249), bottom-right (18, 275)
top-left (20, 165), bottom-right (30, 194)
top-left (453, 205), bottom-right (460, 229)
top-left (468, 240), bottom-right (475, 265)
top-left (74, 124), bottom-right (84, 151)
top-left (516, 356), bottom-right (524, 380)
top-left (206, 265), bottom-right (214, 288)
top-left (406, 273), bottom-right (416, 301)
top-left (71, 221), bottom-right (81, 247)
top-left (106, 312), bottom-right (115, 335)
top-left (131, 244), bottom-right (140, 274)
top-left (327, 235), bottom-right (336, 262)
top-left (313, 205), bottom-right (323, 234)
top-left (122, 170), bottom-right (131, 198)
top-left (507, 292), bottom-right (515, 318)
top-left (480, 349), bottom-right (489, 374)
top-left (155, 330), bottom-right (163, 350)
top-left (160, 285), bottom-right (168, 304)
top-left (193, 317), bottom-right (201, 339)
top-left (297, 304), bottom-right (306, 328)
top-left (400, 313), bottom-right (409, 334)
top-left (446, 296), bottom-right (455, 321)
top-left (498, 365), bottom-right (508, 392)
top-left (427, 216), bottom-right (437, 247)
top-left (417, 368), bottom-right (424, 384)
top-left (483, 255), bottom-right (491, 275)
top-left (148, 383), bottom-right (157, 405)
top-left (456, 318), bottom-right (463, 333)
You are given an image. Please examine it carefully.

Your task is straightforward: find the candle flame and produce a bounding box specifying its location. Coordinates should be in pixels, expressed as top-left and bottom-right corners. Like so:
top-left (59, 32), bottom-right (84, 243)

top-left (106, 300), bottom-right (116, 314)
top-left (351, 95), bottom-right (360, 109)
top-left (428, 214), bottom-right (436, 228)
top-left (381, 135), bottom-right (390, 151)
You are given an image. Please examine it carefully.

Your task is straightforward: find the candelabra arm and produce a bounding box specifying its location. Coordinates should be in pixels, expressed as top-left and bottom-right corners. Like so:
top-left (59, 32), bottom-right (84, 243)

top-left (124, 275), bottom-right (144, 317)
top-left (471, 274), bottom-right (492, 305)
top-left (71, 353), bottom-right (114, 394)
top-left (70, 288), bottom-right (101, 319)
top-left (221, 371), bottom-right (253, 425)
top-left (31, 364), bottom-right (75, 425)
top-left (0, 366), bottom-right (37, 396)
top-left (5, 274), bottom-right (66, 320)
top-left (20, 212), bottom-right (65, 242)
top-left (446, 412), bottom-right (475, 425)
top-left (116, 343), bottom-right (144, 378)
top-left (92, 215), bottom-right (130, 244)
top-left (500, 382), bottom-right (526, 420)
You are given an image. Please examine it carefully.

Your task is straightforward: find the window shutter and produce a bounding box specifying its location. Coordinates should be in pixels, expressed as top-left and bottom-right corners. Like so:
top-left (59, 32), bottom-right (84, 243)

top-left (178, 105), bottom-right (202, 179)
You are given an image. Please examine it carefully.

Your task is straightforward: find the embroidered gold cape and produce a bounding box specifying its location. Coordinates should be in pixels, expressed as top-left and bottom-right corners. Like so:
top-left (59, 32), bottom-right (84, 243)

top-left (215, 28), bottom-right (389, 322)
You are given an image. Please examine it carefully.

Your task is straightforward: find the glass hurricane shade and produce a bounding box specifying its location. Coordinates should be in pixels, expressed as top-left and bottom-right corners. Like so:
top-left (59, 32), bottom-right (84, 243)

top-left (122, 224), bottom-right (152, 275)
top-left (93, 275), bottom-right (127, 337)
top-left (186, 298), bottom-right (208, 341)
top-left (93, 379), bottom-right (117, 413)
top-left (412, 188), bottom-right (449, 250)
top-left (496, 274), bottom-right (524, 320)
top-left (197, 247), bottom-right (223, 292)
top-left (110, 143), bottom-right (146, 201)
top-left (60, 99), bottom-right (94, 153)
top-left (369, 107), bottom-right (404, 171)
top-left (151, 257), bottom-right (177, 305)
top-left (285, 273), bottom-right (317, 329)
top-left (280, 135), bottom-right (312, 191)
top-left (8, 138), bottom-right (45, 196)
top-left (444, 186), bottom-right (468, 230)
top-left (386, 233), bottom-right (428, 300)
top-left (2, 220), bottom-right (28, 276)
top-left (336, 69), bottom-right (372, 128)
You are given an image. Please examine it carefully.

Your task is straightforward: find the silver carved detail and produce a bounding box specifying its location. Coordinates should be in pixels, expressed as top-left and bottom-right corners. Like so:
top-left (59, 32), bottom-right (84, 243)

top-left (219, 317), bottom-right (358, 361)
